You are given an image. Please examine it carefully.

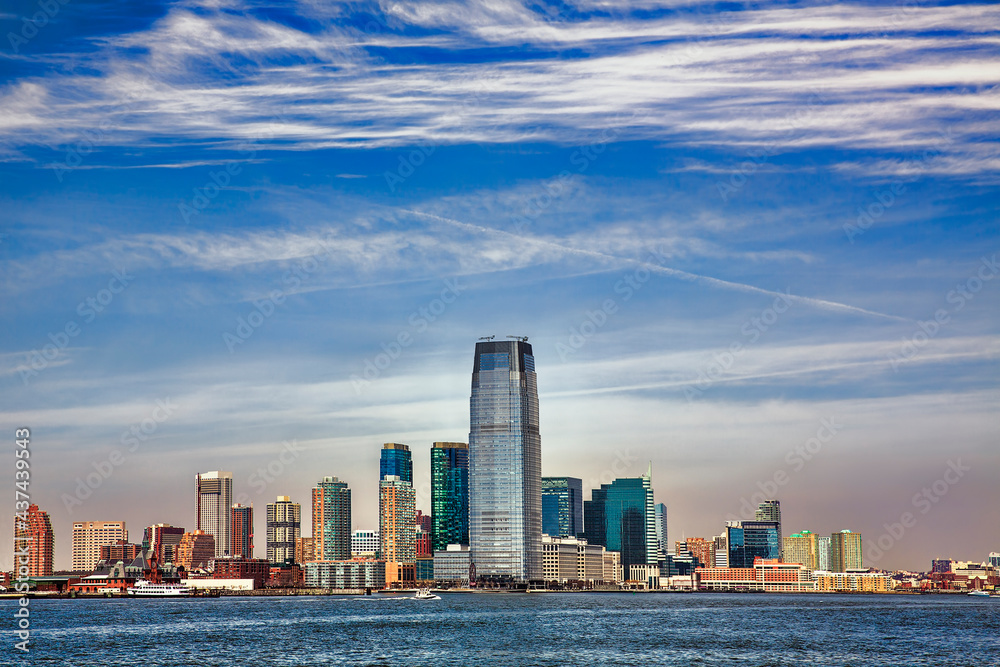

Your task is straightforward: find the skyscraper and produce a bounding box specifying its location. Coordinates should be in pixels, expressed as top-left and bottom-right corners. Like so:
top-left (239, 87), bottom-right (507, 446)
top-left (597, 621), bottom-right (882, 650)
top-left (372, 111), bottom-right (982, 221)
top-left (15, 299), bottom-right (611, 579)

top-left (14, 504), bottom-right (54, 577)
top-left (726, 520), bottom-right (781, 568)
top-left (541, 477), bottom-right (583, 538)
top-left (231, 504), bottom-right (253, 558)
top-left (830, 530), bottom-right (863, 572)
top-left (783, 531), bottom-right (818, 570)
top-left (266, 496), bottom-right (301, 564)
top-left (380, 443), bottom-right (413, 484)
top-left (817, 535), bottom-right (831, 571)
top-left (380, 475), bottom-right (416, 564)
top-left (196, 471), bottom-right (233, 558)
top-left (431, 442), bottom-right (469, 551)
top-left (584, 484), bottom-right (609, 547)
top-left (312, 477), bottom-right (351, 560)
top-left (71, 521), bottom-right (127, 571)
top-left (655, 502), bottom-right (668, 557)
top-left (468, 337), bottom-right (542, 582)
top-left (755, 499), bottom-right (782, 559)
top-left (598, 472), bottom-right (657, 572)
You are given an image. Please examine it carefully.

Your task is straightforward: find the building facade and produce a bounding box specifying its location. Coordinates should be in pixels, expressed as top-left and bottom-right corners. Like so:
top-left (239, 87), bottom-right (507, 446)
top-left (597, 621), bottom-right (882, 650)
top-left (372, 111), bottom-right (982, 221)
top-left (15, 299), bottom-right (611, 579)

top-left (379, 475), bottom-right (416, 564)
top-left (431, 442), bottom-right (469, 552)
top-left (305, 560), bottom-right (386, 589)
top-left (468, 338), bottom-right (543, 582)
top-left (755, 500), bottom-right (782, 558)
top-left (266, 496), bottom-right (301, 564)
top-left (434, 544), bottom-right (471, 584)
top-left (655, 503), bottom-right (668, 558)
top-left (817, 536), bottom-right (831, 571)
top-left (99, 541), bottom-right (141, 563)
top-left (783, 531), bottom-right (818, 570)
top-left (295, 536), bottom-right (316, 564)
top-left (231, 504), bottom-right (253, 558)
top-left (351, 530), bottom-right (380, 558)
top-left (540, 535), bottom-right (617, 584)
top-left (71, 521), bottom-right (127, 571)
top-left (726, 520), bottom-right (780, 568)
top-left (380, 443), bottom-right (413, 484)
top-left (144, 524), bottom-right (185, 564)
top-left (830, 530), bottom-right (863, 572)
top-left (312, 477), bottom-right (351, 561)
top-left (589, 472), bottom-right (657, 573)
top-left (196, 471), bottom-right (233, 558)
top-left (176, 530), bottom-right (216, 570)
top-left (541, 477), bottom-right (583, 538)
top-left (14, 504), bottom-right (54, 577)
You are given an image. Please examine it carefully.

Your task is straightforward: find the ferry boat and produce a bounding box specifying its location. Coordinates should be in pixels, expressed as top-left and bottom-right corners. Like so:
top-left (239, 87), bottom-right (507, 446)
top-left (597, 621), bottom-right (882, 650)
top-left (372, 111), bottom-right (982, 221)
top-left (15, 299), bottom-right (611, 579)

top-left (127, 579), bottom-right (193, 598)
top-left (967, 590), bottom-right (991, 597)
top-left (413, 588), bottom-right (440, 600)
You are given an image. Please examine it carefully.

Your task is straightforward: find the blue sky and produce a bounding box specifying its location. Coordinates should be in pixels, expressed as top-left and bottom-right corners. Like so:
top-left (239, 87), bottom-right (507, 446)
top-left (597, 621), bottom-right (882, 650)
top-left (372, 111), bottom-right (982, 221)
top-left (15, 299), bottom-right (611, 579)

top-left (1, 0), bottom-right (997, 571)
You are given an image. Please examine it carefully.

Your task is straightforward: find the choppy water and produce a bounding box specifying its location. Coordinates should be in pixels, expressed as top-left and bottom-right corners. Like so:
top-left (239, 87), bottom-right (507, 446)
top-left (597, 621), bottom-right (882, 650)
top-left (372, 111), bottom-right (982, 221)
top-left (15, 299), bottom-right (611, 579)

top-left (6, 592), bottom-right (999, 666)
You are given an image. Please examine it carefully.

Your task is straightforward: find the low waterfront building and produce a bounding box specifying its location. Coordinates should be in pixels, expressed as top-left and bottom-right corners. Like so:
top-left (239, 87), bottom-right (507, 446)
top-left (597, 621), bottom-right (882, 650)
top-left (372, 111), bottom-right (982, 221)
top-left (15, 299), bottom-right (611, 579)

top-left (541, 535), bottom-right (617, 584)
top-left (434, 544), bottom-right (470, 584)
top-left (415, 556), bottom-right (434, 582)
top-left (814, 570), bottom-right (892, 592)
top-left (184, 578), bottom-right (255, 591)
top-left (697, 558), bottom-right (815, 592)
top-left (304, 559), bottom-right (386, 589)
top-left (628, 564), bottom-right (660, 589)
top-left (212, 556), bottom-right (271, 589)
top-left (603, 550), bottom-right (622, 583)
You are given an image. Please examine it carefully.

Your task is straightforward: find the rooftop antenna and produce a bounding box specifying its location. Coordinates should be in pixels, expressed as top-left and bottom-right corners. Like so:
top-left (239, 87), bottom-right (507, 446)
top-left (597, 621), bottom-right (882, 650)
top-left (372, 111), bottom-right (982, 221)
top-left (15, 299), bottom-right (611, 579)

top-left (478, 335), bottom-right (495, 341)
top-left (506, 335), bottom-right (529, 342)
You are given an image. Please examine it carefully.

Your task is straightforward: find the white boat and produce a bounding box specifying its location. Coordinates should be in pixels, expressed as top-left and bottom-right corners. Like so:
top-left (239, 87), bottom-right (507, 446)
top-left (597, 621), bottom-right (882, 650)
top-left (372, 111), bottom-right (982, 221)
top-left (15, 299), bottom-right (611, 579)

top-left (967, 590), bottom-right (991, 597)
top-left (413, 588), bottom-right (440, 600)
top-left (127, 579), bottom-right (192, 597)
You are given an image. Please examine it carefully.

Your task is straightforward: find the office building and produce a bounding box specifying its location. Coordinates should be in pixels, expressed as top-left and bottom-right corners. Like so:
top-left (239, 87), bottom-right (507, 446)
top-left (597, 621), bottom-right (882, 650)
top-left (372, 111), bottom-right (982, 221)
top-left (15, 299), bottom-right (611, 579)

top-left (99, 540), bottom-right (141, 563)
top-left (312, 477), bottom-right (351, 561)
top-left (434, 544), bottom-right (471, 584)
top-left (231, 504), bottom-right (253, 558)
top-left (540, 535), bottom-right (617, 584)
top-left (380, 475), bottom-right (416, 565)
top-left (266, 496), bottom-right (301, 564)
top-left (196, 471), bottom-right (233, 558)
top-left (468, 338), bottom-right (542, 582)
top-left (305, 560), bottom-right (386, 589)
top-left (755, 499), bottom-right (782, 559)
top-left (176, 530), bottom-right (216, 570)
top-left (584, 470), bottom-right (656, 572)
top-left (783, 531), bottom-right (818, 570)
top-left (351, 530), bottom-right (380, 558)
top-left (830, 530), bottom-right (863, 572)
top-left (144, 524), bottom-right (185, 563)
top-left (726, 520), bottom-right (780, 568)
top-left (817, 536), bottom-right (831, 571)
top-left (14, 504), bottom-right (54, 577)
top-left (380, 443), bottom-right (413, 484)
top-left (295, 536), bottom-right (316, 564)
top-left (713, 533), bottom-right (728, 567)
top-left (541, 477), bottom-right (583, 538)
top-left (655, 503), bottom-right (668, 556)
top-left (989, 553), bottom-right (1000, 568)
top-left (71, 521), bottom-right (127, 571)
top-left (213, 556), bottom-right (271, 589)
top-left (931, 558), bottom-right (953, 573)
top-left (431, 442), bottom-right (469, 551)
top-left (679, 537), bottom-right (715, 569)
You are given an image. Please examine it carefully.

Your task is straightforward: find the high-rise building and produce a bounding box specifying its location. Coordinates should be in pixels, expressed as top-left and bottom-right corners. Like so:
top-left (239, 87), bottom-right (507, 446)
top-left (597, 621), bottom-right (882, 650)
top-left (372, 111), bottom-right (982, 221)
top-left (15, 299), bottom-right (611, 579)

top-left (726, 520), bottom-right (780, 568)
top-left (541, 477), bottom-right (583, 538)
top-left (312, 477), bottom-right (351, 561)
top-left (931, 558), bottom-right (953, 573)
top-left (231, 504), bottom-right (253, 558)
top-left (295, 536), bottom-right (316, 564)
top-left (817, 536), bottom-right (831, 571)
top-left (176, 530), bottom-right (216, 570)
top-left (266, 496), bottom-right (301, 564)
top-left (14, 504), bottom-right (54, 577)
top-left (468, 338), bottom-right (543, 582)
top-left (431, 442), bottom-right (469, 551)
top-left (415, 511), bottom-right (432, 557)
top-left (783, 531), bottom-right (818, 570)
top-left (380, 443), bottom-right (413, 484)
top-left (351, 530), bottom-right (380, 558)
top-left (380, 475), bottom-right (416, 564)
top-left (830, 530), bottom-right (863, 572)
top-left (713, 533), bottom-right (728, 567)
top-left (144, 524), bottom-right (185, 563)
top-left (755, 499), bottom-right (782, 559)
top-left (196, 471), bottom-right (233, 558)
top-left (655, 503), bottom-right (668, 556)
top-left (586, 471), bottom-right (656, 572)
top-left (988, 552), bottom-right (1000, 568)
top-left (681, 537), bottom-right (715, 568)
top-left (71, 521), bottom-right (127, 571)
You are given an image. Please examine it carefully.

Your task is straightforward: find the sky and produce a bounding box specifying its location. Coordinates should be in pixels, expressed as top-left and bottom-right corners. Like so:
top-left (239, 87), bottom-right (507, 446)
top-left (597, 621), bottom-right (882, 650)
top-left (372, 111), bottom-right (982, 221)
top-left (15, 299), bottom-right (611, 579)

top-left (0, 0), bottom-right (997, 573)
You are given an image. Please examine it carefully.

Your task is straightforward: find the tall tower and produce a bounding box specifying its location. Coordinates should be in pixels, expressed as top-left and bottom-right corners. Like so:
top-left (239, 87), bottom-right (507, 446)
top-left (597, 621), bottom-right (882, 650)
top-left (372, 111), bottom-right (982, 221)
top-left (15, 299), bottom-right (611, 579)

top-left (655, 503), bottom-right (668, 558)
top-left (755, 499), bottom-right (782, 558)
top-left (431, 442), bottom-right (469, 551)
top-left (266, 496), bottom-right (301, 564)
top-left (468, 337), bottom-right (542, 582)
top-left (379, 475), bottom-right (416, 563)
top-left (312, 477), bottom-right (351, 560)
top-left (14, 504), bottom-right (54, 577)
top-left (230, 504), bottom-right (253, 558)
top-left (600, 472), bottom-right (656, 572)
top-left (830, 529), bottom-right (863, 572)
top-left (196, 471), bottom-right (233, 558)
top-left (380, 443), bottom-right (413, 484)
top-left (71, 521), bottom-right (127, 571)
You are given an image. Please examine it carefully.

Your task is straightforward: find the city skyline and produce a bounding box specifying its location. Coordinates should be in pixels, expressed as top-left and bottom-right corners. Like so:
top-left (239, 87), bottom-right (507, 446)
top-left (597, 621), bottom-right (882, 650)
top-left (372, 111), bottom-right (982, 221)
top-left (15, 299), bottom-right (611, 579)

top-left (2, 0), bottom-right (998, 575)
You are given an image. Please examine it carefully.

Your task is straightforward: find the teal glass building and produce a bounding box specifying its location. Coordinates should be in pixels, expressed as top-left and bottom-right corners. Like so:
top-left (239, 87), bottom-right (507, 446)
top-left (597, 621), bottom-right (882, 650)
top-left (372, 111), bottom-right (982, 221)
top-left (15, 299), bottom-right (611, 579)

top-left (431, 441), bottom-right (469, 551)
top-left (726, 520), bottom-right (780, 567)
top-left (468, 338), bottom-right (542, 582)
top-left (380, 443), bottom-right (412, 484)
top-left (541, 477), bottom-right (583, 538)
top-left (583, 471), bottom-right (657, 572)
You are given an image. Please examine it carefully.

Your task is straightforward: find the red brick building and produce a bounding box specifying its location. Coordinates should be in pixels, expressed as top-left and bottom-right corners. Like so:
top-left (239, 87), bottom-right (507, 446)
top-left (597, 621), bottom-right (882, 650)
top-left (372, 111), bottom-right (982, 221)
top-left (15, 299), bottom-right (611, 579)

top-left (213, 557), bottom-right (270, 589)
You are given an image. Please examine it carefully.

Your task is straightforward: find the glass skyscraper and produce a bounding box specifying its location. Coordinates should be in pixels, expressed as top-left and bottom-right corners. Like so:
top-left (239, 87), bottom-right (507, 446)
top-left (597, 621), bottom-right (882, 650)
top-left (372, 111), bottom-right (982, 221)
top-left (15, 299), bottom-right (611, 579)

top-left (196, 471), bottom-right (233, 558)
top-left (468, 338), bottom-right (542, 582)
top-left (755, 499), bottom-right (782, 559)
top-left (726, 520), bottom-right (780, 568)
top-left (380, 443), bottom-right (413, 484)
top-left (655, 502), bottom-right (668, 557)
top-left (431, 442), bottom-right (469, 551)
top-left (602, 473), bottom-right (657, 572)
top-left (541, 477), bottom-right (583, 538)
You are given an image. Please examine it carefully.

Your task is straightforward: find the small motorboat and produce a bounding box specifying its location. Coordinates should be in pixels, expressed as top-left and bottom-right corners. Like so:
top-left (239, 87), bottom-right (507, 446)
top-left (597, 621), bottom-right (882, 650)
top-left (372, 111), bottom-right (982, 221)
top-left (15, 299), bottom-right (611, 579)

top-left (413, 588), bottom-right (440, 600)
top-left (967, 590), bottom-right (991, 597)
